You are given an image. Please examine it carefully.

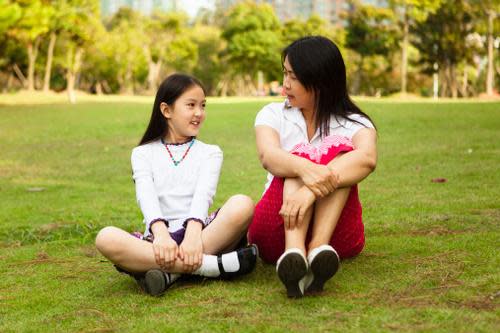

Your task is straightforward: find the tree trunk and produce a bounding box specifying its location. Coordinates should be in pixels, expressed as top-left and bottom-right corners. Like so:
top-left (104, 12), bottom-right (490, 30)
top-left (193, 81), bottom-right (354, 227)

top-left (12, 63), bottom-right (27, 88)
top-left (450, 62), bottom-right (458, 99)
top-left (27, 38), bottom-right (40, 91)
top-left (43, 32), bottom-right (57, 92)
top-left (353, 57), bottom-right (364, 95)
top-left (66, 47), bottom-right (84, 104)
top-left (401, 7), bottom-right (409, 95)
top-left (461, 66), bottom-right (468, 98)
top-left (486, 10), bottom-right (495, 96)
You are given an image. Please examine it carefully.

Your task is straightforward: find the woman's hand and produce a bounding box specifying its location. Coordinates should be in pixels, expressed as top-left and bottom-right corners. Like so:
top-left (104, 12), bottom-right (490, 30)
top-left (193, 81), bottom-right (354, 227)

top-left (299, 161), bottom-right (339, 197)
top-left (152, 232), bottom-right (178, 270)
top-left (280, 186), bottom-right (316, 230)
top-left (178, 221), bottom-right (203, 272)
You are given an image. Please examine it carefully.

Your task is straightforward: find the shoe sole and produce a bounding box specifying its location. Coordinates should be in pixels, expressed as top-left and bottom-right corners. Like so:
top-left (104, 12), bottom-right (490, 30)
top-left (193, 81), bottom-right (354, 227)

top-left (306, 250), bottom-right (339, 293)
top-left (144, 270), bottom-right (166, 296)
top-left (277, 253), bottom-right (308, 298)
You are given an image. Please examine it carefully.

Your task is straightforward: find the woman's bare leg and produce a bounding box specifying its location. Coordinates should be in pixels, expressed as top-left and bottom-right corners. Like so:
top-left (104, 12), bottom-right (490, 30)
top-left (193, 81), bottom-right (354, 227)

top-left (282, 178), bottom-right (314, 255)
top-left (307, 187), bottom-right (350, 252)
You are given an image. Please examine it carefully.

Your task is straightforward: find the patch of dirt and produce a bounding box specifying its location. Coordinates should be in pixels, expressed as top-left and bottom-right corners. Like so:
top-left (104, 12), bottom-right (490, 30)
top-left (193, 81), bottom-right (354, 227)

top-left (407, 225), bottom-right (465, 236)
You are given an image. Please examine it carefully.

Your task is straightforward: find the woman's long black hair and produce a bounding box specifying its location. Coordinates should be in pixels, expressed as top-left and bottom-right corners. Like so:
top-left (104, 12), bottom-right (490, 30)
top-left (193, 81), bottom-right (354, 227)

top-left (283, 36), bottom-right (375, 137)
top-left (139, 73), bottom-right (206, 145)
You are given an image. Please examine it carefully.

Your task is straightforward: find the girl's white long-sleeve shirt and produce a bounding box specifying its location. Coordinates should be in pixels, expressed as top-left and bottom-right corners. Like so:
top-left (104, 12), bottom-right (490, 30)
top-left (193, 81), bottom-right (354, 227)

top-left (131, 139), bottom-right (223, 237)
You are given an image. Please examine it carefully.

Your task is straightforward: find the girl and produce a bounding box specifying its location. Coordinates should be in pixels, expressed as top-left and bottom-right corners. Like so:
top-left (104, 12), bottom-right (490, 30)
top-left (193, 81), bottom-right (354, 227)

top-left (96, 74), bottom-right (257, 296)
top-left (248, 36), bottom-right (377, 298)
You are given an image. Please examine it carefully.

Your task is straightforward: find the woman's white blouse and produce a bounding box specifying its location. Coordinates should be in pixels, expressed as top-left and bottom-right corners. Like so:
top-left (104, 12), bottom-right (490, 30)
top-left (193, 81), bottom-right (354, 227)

top-left (131, 139), bottom-right (223, 236)
top-left (255, 101), bottom-right (374, 191)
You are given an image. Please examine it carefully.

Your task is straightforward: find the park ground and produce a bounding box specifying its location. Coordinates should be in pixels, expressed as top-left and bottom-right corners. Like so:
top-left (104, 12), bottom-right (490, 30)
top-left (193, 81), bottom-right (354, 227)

top-left (0, 96), bottom-right (499, 332)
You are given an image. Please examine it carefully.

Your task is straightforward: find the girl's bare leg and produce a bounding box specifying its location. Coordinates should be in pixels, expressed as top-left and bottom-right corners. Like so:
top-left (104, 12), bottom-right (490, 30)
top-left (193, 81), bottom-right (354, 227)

top-left (95, 194), bottom-right (254, 273)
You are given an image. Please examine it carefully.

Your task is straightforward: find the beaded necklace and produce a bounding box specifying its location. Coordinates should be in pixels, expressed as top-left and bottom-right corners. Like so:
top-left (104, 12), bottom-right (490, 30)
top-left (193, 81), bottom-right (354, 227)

top-left (162, 137), bottom-right (195, 166)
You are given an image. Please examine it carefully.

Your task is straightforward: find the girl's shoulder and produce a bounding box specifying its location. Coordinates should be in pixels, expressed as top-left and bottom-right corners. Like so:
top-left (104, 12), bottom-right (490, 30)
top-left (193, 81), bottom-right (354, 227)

top-left (131, 140), bottom-right (161, 160)
top-left (193, 139), bottom-right (223, 156)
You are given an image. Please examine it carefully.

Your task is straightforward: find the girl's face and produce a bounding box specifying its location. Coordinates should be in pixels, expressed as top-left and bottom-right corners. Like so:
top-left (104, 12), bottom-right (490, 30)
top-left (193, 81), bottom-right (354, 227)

top-left (161, 85), bottom-right (206, 142)
top-left (282, 56), bottom-right (315, 112)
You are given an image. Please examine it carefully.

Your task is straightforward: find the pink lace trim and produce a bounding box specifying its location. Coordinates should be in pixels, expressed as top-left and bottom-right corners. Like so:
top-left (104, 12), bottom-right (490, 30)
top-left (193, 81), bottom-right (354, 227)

top-left (290, 135), bottom-right (353, 163)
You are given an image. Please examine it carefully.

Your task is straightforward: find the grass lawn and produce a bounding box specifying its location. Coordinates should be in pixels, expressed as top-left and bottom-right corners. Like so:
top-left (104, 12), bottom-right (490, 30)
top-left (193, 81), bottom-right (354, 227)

top-left (0, 99), bottom-right (499, 332)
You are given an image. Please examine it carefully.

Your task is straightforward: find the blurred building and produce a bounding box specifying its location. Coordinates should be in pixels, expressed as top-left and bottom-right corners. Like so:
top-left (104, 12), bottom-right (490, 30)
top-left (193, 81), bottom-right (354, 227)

top-left (101, 0), bottom-right (180, 17)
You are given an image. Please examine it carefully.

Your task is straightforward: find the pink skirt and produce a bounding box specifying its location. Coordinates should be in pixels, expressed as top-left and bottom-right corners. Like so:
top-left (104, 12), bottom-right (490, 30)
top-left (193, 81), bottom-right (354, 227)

top-left (248, 135), bottom-right (365, 264)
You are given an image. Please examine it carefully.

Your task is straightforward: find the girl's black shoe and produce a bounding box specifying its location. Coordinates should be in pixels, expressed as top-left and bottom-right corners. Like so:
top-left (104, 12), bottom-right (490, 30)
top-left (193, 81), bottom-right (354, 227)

top-left (218, 244), bottom-right (258, 279)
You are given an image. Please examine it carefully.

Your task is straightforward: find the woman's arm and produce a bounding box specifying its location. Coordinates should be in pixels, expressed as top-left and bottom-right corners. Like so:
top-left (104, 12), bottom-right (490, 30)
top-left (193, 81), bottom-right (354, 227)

top-left (256, 126), bottom-right (338, 197)
top-left (327, 128), bottom-right (377, 188)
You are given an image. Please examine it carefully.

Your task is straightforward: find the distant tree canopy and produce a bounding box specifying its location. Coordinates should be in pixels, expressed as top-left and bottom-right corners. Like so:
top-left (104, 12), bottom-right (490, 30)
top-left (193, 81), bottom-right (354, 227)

top-left (0, 0), bottom-right (497, 98)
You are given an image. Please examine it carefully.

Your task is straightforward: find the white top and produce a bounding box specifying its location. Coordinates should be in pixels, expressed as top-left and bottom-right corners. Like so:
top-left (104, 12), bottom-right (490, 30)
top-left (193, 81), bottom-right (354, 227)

top-left (131, 139), bottom-right (223, 236)
top-left (255, 101), bottom-right (374, 191)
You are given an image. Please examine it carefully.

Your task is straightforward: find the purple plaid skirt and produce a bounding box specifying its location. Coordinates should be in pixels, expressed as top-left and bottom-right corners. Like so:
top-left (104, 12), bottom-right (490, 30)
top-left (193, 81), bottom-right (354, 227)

top-left (131, 209), bottom-right (220, 245)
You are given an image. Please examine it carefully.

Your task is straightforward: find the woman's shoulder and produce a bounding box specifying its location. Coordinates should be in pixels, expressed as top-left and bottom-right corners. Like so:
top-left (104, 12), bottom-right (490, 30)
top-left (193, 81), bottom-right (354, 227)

top-left (332, 113), bottom-right (374, 129)
top-left (260, 101), bottom-right (286, 113)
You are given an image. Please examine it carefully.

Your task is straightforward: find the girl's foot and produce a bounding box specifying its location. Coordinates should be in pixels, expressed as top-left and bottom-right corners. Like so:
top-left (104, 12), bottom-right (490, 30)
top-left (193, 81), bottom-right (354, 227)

top-left (142, 269), bottom-right (180, 296)
top-left (305, 245), bottom-right (339, 294)
top-left (276, 248), bottom-right (308, 298)
top-left (218, 244), bottom-right (258, 279)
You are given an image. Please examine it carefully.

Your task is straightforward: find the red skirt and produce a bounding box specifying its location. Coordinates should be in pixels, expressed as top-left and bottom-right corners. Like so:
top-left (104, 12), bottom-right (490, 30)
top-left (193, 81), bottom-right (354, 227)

top-left (248, 136), bottom-right (365, 264)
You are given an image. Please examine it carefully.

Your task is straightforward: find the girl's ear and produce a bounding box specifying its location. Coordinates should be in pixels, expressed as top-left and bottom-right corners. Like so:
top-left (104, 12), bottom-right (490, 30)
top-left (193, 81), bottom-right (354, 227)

top-left (160, 102), bottom-right (172, 119)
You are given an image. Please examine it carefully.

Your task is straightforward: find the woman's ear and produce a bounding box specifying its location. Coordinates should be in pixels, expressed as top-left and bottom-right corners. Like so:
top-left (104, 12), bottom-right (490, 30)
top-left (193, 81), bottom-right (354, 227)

top-left (160, 102), bottom-right (171, 118)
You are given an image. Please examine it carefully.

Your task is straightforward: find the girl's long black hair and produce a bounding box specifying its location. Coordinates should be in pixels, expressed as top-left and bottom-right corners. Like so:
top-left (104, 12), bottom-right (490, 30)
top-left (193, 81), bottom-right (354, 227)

top-left (139, 73), bottom-right (206, 146)
top-left (283, 36), bottom-right (375, 137)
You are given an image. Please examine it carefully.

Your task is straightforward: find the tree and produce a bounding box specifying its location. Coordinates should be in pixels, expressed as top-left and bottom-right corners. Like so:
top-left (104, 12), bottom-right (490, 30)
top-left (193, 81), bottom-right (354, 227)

top-left (58, 0), bottom-right (101, 102)
top-left (282, 14), bottom-right (345, 49)
top-left (0, 0), bottom-right (21, 34)
top-left (414, 0), bottom-right (474, 98)
top-left (222, 1), bottom-right (283, 94)
top-left (469, 0), bottom-right (499, 96)
top-left (346, 1), bottom-right (398, 94)
top-left (7, 0), bottom-right (53, 90)
top-left (389, 0), bottom-right (443, 94)
top-left (143, 12), bottom-right (197, 93)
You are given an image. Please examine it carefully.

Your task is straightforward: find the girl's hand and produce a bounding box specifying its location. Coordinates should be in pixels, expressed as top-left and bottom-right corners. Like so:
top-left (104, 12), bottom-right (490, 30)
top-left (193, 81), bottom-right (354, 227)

top-left (280, 186), bottom-right (316, 230)
top-left (152, 232), bottom-right (178, 270)
top-left (300, 161), bottom-right (339, 197)
top-left (178, 221), bottom-right (203, 272)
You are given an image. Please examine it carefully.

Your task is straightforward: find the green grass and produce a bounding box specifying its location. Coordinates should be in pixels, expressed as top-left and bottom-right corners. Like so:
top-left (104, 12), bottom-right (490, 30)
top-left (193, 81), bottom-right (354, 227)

top-left (0, 99), bottom-right (499, 332)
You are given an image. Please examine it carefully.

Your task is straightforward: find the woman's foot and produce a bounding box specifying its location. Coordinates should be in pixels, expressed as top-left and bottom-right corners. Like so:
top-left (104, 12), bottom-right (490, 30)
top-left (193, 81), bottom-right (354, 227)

top-left (218, 244), bottom-right (259, 279)
top-left (141, 269), bottom-right (180, 296)
top-left (305, 245), bottom-right (340, 294)
top-left (276, 248), bottom-right (308, 298)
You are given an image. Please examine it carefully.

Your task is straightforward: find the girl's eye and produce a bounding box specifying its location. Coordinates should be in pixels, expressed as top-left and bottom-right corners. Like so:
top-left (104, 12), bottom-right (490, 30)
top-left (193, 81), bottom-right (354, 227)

top-left (202, 104), bottom-right (206, 108)
top-left (188, 103), bottom-right (195, 107)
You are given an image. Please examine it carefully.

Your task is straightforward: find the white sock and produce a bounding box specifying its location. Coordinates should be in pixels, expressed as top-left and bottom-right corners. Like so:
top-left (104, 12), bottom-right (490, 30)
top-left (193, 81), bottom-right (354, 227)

top-left (193, 252), bottom-right (241, 277)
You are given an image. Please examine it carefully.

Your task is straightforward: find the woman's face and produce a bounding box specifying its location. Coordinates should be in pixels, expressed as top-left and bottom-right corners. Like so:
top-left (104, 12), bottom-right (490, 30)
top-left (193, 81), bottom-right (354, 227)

top-left (161, 85), bottom-right (206, 142)
top-left (282, 56), bottom-right (315, 111)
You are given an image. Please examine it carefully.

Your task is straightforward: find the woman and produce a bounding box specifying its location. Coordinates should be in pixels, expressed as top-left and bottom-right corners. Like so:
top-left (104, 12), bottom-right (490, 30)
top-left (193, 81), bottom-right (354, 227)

top-left (248, 36), bottom-right (377, 298)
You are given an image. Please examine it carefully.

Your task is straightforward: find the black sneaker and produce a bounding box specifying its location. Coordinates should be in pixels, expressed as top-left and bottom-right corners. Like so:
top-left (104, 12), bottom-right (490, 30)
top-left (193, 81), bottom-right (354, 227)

top-left (305, 245), bottom-right (340, 294)
top-left (218, 244), bottom-right (258, 279)
top-left (142, 269), bottom-right (178, 296)
top-left (276, 249), bottom-right (308, 298)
